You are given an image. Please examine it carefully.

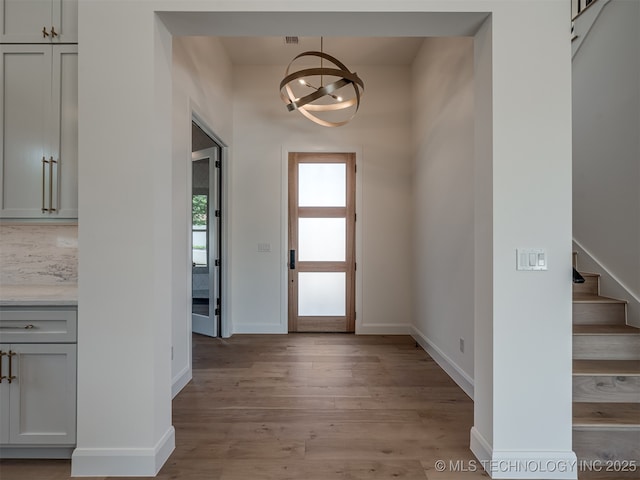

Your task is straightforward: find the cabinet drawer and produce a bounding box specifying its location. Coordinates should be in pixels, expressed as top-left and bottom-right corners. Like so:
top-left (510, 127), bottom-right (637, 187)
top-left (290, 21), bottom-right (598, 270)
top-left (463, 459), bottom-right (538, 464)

top-left (0, 308), bottom-right (76, 343)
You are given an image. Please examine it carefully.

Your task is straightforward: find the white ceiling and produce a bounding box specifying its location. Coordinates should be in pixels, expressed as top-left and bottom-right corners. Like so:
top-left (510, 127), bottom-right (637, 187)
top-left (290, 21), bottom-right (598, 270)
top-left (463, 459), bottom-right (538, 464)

top-left (160, 12), bottom-right (488, 38)
top-left (218, 37), bottom-right (426, 66)
top-left (161, 11), bottom-right (489, 67)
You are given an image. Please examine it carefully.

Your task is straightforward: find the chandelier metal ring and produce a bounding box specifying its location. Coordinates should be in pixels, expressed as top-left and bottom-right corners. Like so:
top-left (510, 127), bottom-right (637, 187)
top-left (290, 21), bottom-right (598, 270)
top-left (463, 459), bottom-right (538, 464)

top-left (279, 50), bottom-right (365, 127)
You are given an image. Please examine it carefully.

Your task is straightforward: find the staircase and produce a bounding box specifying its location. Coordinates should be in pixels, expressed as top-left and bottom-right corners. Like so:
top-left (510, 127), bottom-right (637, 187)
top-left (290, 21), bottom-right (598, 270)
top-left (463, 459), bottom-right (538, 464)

top-left (572, 254), bottom-right (640, 462)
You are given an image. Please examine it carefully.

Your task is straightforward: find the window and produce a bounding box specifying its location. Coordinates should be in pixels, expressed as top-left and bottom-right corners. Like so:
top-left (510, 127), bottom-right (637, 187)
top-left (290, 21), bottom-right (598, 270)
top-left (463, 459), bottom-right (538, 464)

top-left (192, 194), bottom-right (208, 267)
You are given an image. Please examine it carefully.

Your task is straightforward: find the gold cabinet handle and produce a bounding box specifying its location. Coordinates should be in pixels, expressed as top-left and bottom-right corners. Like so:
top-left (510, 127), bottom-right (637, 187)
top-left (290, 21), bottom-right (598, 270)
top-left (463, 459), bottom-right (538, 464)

top-left (51, 26), bottom-right (58, 38)
top-left (42, 26), bottom-right (49, 38)
top-left (0, 351), bottom-right (6, 383)
top-left (49, 156), bottom-right (57, 213)
top-left (7, 351), bottom-right (17, 384)
top-left (42, 156), bottom-right (49, 213)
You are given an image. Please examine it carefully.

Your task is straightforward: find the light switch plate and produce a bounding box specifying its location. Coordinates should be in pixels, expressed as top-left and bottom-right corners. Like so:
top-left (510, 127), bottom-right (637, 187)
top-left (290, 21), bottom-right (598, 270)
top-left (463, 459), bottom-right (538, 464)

top-left (516, 248), bottom-right (547, 271)
top-left (258, 243), bottom-right (271, 253)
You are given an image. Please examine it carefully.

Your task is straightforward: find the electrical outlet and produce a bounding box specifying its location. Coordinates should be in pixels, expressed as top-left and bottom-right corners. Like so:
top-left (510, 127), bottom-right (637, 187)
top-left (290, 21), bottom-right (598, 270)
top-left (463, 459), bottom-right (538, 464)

top-left (459, 338), bottom-right (465, 353)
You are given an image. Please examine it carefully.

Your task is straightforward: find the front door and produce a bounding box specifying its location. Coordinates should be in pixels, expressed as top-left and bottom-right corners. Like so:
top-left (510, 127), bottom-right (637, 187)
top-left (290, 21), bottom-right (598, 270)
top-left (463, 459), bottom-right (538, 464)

top-left (288, 152), bottom-right (356, 332)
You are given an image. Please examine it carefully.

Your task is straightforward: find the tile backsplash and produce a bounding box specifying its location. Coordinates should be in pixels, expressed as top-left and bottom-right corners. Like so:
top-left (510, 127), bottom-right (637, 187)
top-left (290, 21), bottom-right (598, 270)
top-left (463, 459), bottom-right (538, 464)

top-left (0, 224), bottom-right (78, 285)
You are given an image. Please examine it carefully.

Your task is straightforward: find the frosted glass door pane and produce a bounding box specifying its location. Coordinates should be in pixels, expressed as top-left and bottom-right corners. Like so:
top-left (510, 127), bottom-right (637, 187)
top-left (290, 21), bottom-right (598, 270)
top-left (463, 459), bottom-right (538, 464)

top-left (299, 163), bottom-right (346, 206)
top-left (298, 272), bottom-right (346, 316)
top-left (299, 218), bottom-right (345, 261)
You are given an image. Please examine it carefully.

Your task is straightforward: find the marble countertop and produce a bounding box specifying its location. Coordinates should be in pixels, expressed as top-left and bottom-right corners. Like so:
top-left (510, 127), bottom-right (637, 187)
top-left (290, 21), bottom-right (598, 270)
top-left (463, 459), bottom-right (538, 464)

top-left (0, 284), bottom-right (78, 306)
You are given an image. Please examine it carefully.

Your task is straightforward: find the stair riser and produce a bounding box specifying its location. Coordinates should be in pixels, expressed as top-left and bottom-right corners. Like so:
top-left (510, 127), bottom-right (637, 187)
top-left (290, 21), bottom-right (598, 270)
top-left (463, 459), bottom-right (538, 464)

top-left (573, 428), bottom-right (640, 462)
top-left (574, 335), bottom-right (640, 360)
top-left (573, 376), bottom-right (640, 403)
top-left (573, 303), bottom-right (626, 325)
top-left (573, 276), bottom-right (599, 295)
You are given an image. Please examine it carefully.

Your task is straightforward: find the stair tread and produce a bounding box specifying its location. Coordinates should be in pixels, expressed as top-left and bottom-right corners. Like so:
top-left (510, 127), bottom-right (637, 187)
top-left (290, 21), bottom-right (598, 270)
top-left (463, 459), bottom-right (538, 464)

top-left (573, 324), bottom-right (640, 335)
top-left (573, 293), bottom-right (626, 304)
top-left (573, 403), bottom-right (640, 427)
top-left (573, 359), bottom-right (640, 376)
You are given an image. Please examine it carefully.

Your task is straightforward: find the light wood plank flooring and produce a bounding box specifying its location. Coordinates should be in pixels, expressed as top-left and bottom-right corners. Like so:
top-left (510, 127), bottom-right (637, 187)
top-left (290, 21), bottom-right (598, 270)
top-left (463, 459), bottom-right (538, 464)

top-left (0, 334), bottom-right (634, 479)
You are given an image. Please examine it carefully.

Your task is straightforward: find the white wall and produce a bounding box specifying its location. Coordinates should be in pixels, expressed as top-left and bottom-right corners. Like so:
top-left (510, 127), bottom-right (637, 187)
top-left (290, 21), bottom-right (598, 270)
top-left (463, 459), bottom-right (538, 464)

top-left (480, 5), bottom-right (574, 476)
top-left (74, 3), bottom-right (175, 476)
top-left (230, 64), bottom-right (413, 334)
top-left (572, 0), bottom-right (640, 326)
top-left (171, 36), bottom-right (233, 394)
top-left (472, 14), bottom-right (495, 455)
top-left (410, 37), bottom-right (475, 397)
top-left (75, 2), bottom-right (574, 478)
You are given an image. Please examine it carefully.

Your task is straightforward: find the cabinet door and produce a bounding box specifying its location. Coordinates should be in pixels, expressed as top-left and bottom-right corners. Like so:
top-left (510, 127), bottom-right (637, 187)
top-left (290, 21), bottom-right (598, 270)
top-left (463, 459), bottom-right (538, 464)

top-left (0, 0), bottom-right (52, 43)
top-left (0, 344), bottom-right (9, 444)
top-left (8, 343), bottom-right (76, 445)
top-left (51, 45), bottom-right (78, 218)
top-left (52, 0), bottom-right (78, 43)
top-left (0, 45), bottom-right (54, 218)
top-left (0, 1), bottom-right (77, 44)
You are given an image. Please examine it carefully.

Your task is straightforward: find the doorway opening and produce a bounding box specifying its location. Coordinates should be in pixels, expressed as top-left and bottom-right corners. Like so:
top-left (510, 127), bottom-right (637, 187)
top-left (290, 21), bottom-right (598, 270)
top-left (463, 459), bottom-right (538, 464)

top-left (288, 152), bottom-right (356, 332)
top-left (191, 120), bottom-right (223, 337)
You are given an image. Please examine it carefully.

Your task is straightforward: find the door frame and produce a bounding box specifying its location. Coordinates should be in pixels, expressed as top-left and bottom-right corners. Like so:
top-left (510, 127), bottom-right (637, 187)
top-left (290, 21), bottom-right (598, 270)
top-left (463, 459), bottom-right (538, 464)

top-left (281, 146), bottom-right (363, 334)
top-left (190, 112), bottom-right (230, 338)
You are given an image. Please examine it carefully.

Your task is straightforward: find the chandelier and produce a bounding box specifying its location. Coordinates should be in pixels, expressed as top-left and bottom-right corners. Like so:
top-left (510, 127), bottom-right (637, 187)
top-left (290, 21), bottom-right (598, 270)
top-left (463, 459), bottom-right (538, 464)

top-left (279, 38), bottom-right (365, 127)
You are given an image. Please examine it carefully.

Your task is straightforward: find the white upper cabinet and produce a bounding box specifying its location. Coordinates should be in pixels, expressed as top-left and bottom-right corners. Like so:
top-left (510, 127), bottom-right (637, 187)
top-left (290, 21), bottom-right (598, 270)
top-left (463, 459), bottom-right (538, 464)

top-left (0, 44), bottom-right (78, 218)
top-left (0, 0), bottom-right (78, 44)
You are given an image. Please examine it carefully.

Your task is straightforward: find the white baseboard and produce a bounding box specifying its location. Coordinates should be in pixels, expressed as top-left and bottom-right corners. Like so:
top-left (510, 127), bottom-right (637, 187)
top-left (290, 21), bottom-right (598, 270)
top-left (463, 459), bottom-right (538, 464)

top-left (71, 426), bottom-right (175, 477)
top-left (356, 323), bottom-right (411, 335)
top-left (411, 326), bottom-right (474, 399)
top-left (171, 365), bottom-right (191, 398)
top-left (470, 426), bottom-right (492, 465)
top-left (490, 451), bottom-right (578, 479)
top-left (231, 323), bottom-right (287, 334)
top-left (471, 428), bottom-right (578, 479)
top-left (231, 323), bottom-right (409, 335)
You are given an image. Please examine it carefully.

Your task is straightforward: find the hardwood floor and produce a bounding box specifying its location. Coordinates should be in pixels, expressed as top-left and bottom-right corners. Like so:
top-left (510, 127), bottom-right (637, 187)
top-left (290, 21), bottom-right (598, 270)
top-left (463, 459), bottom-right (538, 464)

top-left (0, 334), bottom-right (634, 479)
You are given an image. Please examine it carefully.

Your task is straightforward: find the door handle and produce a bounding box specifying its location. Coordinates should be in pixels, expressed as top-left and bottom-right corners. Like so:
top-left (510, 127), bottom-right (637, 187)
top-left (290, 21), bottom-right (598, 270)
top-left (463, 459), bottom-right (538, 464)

top-left (7, 351), bottom-right (17, 383)
top-left (289, 250), bottom-right (296, 270)
top-left (49, 157), bottom-right (57, 212)
top-left (0, 351), bottom-right (6, 383)
top-left (42, 156), bottom-right (48, 213)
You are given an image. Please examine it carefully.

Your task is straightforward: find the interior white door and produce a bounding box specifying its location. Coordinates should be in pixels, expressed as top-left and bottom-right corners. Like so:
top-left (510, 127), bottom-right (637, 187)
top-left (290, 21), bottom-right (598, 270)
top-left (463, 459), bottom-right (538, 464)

top-left (191, 147), bottom-right (220, 337)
